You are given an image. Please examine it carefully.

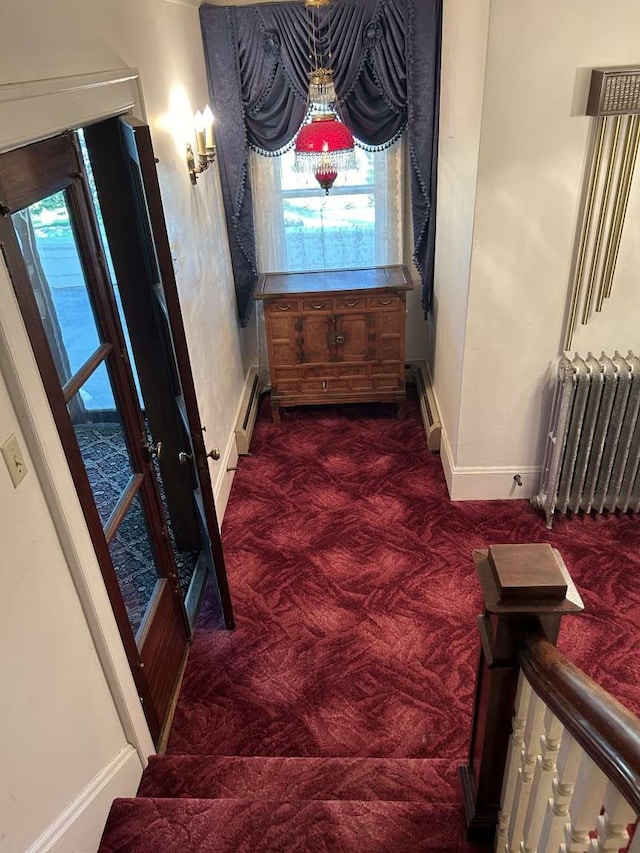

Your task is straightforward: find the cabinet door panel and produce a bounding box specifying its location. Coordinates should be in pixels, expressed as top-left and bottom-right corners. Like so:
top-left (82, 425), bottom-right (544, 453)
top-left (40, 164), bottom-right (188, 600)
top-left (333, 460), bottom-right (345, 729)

top-left (336, 313), bottom-right (370, 362)
top-left (269, 315), bottom-right (298, 366)
top-left (301, 315), bottom-right (332, 363)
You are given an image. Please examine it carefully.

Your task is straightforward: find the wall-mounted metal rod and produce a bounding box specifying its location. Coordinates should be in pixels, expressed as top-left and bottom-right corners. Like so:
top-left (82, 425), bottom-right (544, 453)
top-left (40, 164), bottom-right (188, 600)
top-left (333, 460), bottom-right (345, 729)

top-left (564, 116), bottom-right (607, 351)
top-left (582, 116), bottom-right (621, 323)
top-left (602, 113), bottom-right (640, 302)
top-left (597, 115), bottom-right (638, 311)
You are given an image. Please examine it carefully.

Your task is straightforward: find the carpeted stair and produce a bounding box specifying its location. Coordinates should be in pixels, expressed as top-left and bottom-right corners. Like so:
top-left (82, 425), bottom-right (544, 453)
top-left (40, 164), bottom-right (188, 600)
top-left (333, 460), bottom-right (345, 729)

top-left (100, 755), bottom-right (481, 852)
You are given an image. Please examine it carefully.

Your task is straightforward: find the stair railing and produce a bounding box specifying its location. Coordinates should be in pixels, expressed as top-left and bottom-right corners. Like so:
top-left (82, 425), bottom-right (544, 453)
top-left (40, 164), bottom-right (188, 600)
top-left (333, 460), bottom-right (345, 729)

top-left (459, 544), bottom-right (640, 852)
top-left (496, 625), bottom-right (639, 852)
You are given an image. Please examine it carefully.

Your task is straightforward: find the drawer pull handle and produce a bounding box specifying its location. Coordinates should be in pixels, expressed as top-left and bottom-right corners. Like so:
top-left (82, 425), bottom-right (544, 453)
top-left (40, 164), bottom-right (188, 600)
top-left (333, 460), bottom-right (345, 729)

top-left (277, 304), bottom-right (292, 311)
top-left (309, 303), bottom-right (325, 309)
top-left (335, 334), bottom-right (345, 344)
top-left (344, 300), bottom-right (359, 307)
top-left (378, 298), bottom-right (392, 305)
top-left (322, 380), bottom-right (328, 392)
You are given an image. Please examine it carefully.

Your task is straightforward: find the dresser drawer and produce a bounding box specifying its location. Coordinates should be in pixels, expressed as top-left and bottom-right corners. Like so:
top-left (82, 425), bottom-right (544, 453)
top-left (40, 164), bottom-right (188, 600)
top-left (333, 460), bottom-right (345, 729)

top-left (303, 298), bottom-right (332, 312)
top-left (336, 296), bottom-right (366, 311)
top-left (266, 298), bottom-right (300, 314)
top-left (300, 378), bottom-right (349, 394)
top-left (369, 295), bottom-right (401, 309)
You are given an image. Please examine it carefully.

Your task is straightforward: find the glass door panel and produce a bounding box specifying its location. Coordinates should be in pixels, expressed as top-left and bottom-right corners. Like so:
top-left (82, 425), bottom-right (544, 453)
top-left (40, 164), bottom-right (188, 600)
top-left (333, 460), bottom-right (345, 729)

top-left (12, 196), bottom-right (103, 388)
top-left (107, 493), bottom-right (163, 636)
top-left (10, 185), bottom-right (179, 643)
top-left (68, 368), bottom-right (136, 526)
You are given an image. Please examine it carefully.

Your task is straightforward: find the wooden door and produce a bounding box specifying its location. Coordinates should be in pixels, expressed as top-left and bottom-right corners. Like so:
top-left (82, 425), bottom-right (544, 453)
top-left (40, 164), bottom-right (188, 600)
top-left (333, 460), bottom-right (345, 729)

top-left (83, 116), bottom-right (234, 630)
top-left (299, 314), bottom-right (333, 363)
top-left (335, 312), bottom-right (372, 363)
top-left (0, 133), bottom-right (190, 744)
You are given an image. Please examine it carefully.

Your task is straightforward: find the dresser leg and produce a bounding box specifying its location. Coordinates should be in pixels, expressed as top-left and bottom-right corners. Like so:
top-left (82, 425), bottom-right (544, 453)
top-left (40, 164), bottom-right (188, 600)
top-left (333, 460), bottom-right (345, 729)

top-left (397, 399), bottom-right (406, 420)
top-left (271, 402), bottom-right (282, 423)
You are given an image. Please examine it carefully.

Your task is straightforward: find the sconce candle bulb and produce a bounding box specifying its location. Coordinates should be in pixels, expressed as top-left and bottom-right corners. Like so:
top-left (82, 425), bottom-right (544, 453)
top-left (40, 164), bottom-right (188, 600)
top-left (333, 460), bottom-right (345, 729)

top-left (203, 105), bottom-right (215, 151)
top-left (194, 109), bottom-right (207, 157)
top-left (188, 104), bottom-right (217, 185)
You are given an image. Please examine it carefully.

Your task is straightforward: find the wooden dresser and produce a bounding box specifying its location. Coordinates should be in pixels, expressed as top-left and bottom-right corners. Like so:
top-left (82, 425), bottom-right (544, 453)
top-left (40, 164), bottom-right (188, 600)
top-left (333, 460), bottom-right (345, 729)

top-left (255, 266), bottom-right (412, 422)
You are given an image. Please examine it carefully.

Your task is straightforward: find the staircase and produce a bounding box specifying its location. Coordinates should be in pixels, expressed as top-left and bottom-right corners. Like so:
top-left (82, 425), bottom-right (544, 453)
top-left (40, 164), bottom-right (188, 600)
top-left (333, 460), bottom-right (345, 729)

top-left (99, 755), bottom-right (483, 851)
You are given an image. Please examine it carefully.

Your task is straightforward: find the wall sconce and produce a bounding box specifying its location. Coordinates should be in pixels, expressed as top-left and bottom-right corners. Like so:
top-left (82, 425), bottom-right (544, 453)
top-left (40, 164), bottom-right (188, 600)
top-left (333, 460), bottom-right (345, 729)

top-left (187, 105), bottom-right (216, 184)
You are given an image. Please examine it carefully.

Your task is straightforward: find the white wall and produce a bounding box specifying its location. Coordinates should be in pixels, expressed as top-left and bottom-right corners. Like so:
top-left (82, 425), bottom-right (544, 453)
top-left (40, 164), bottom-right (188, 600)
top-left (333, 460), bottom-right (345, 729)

top-left (429, 0), bottom-right (491, 483)
top-left (0, 370), bottom-right (143, 853)
top-left (0, 0), bottom-right (249, 848)
top-left (435, 0), bottom-right (640, 499)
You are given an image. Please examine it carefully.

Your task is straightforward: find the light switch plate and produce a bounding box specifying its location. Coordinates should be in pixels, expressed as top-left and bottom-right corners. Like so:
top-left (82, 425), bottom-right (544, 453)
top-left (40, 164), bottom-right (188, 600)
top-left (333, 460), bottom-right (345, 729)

top-left (1, 433), bottom-right (28, 488)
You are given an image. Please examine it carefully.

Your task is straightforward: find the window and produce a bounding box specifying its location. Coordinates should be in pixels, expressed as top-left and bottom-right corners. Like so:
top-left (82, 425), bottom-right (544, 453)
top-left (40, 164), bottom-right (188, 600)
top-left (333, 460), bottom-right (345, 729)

top-left (251, 140), bottom-right (402, 274)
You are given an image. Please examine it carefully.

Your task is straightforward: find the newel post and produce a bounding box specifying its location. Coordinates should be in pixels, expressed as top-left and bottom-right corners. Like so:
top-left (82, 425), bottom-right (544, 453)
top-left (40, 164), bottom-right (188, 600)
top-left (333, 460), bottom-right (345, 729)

top-left (459, 543), bottom-right (584, 843)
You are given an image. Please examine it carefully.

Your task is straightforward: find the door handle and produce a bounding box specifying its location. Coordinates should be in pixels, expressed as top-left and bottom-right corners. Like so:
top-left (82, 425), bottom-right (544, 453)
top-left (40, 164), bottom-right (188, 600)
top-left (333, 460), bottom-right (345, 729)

top-left (207, 447), bottom-right (221, 461)
top-left (178, 451), bottom-right (192, 464)
top-left (332, 334), bottom-right (345, 344)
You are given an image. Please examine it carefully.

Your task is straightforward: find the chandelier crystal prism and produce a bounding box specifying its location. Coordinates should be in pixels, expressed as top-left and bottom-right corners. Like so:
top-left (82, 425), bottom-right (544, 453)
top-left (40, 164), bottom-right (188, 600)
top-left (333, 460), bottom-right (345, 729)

top-left (293, 0), bottom-right (357, 193)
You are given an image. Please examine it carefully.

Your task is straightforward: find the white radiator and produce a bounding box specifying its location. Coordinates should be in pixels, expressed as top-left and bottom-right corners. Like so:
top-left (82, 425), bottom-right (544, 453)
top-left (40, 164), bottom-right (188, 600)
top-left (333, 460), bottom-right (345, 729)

top-left (234, 367), bottom-right (262, 456)
top-left (408, 360), bottom-right (441, 452)
top-left (532, 351), bottom-right (640, 528)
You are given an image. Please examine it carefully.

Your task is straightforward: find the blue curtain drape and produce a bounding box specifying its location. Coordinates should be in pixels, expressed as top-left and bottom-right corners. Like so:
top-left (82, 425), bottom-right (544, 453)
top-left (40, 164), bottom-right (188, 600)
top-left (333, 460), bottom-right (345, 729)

top-left (200, 0), bottom-right (441, 327)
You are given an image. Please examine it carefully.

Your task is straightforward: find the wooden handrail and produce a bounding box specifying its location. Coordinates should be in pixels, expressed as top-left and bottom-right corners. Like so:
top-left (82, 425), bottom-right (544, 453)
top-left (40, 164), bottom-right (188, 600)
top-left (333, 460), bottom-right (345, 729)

top-left (519, 621), bottom-right (640, 815)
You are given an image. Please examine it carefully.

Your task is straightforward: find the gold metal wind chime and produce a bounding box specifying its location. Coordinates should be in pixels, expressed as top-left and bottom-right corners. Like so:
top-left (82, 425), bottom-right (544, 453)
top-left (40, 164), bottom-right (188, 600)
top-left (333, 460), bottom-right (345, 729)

top-left (565, 66), bottom-right (640, 350)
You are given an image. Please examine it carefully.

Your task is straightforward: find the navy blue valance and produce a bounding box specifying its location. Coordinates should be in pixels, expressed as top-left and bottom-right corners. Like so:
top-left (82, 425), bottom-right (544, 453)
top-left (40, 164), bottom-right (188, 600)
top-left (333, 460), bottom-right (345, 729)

top-left (200, 0), bottom-right (441, 327)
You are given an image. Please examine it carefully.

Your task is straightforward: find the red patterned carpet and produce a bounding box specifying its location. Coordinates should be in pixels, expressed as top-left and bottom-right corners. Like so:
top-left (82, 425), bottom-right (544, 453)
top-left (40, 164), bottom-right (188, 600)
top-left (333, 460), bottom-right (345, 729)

top-left (100, 391), bottom-right (640, 851)
top-left (168, 393), bottom-right (640, 759)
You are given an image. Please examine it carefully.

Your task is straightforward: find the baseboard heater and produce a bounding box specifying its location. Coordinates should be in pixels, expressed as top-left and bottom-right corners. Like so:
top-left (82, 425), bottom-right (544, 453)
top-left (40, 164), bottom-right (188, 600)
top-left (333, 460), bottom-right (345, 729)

top-left (235, 367), bottom-right (262, 456)
top-left (532, 351), bottom-right (640, 528)
top-left (407, 360), bottom-right (441, 452)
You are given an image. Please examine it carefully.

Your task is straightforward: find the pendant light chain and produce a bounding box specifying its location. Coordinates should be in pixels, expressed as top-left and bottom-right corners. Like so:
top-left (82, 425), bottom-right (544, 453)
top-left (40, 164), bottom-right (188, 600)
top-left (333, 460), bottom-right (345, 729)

top-left (294, 0), bottom-right (357, 193)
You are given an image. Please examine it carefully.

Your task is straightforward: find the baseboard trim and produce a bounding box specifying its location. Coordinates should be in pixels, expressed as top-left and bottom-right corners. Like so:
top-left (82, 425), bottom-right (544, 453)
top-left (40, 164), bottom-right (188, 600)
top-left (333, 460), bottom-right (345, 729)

top-left (439, 425), bottom-right (540, 501)
top-left (213, 425), bottom-right (238, 524)
top-left (213, 365), bottom-right (259, 523)
top-left (27, 745), bottom-right (142, 853)
top-left (406, 359), bottom-right (441, 452)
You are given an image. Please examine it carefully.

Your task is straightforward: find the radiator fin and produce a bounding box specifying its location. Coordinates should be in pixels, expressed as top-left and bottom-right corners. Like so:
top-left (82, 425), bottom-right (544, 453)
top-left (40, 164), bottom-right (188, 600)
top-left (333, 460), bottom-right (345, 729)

top-left (532, 351), bottom-right (640, 527)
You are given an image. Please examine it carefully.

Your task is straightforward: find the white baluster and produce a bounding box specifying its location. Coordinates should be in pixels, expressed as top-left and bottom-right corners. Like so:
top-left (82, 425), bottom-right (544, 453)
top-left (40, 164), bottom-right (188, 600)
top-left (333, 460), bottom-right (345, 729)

top-left (562, 753), bottom-right (607, 852)
top-left (538, 732), bottom-right (582, 853)
top-left (521, 706), bottom-right (564, 852)
top-left (592, 782), bottom-right (636, 851)
top-left (508, 687), bottom-right (546, 852)
top-left (496, 673), bottom-right (532, 852)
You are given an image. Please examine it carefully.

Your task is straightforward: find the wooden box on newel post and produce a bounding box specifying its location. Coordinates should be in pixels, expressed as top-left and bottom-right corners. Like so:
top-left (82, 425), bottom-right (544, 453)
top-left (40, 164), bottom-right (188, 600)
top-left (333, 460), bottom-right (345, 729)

top-left (459, 543), bottom-right (584, 843)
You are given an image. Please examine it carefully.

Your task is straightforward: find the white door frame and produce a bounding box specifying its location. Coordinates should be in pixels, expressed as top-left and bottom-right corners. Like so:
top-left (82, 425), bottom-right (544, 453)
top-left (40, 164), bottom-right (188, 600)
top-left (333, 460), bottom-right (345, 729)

top-left (0, 68), bottom-right (155, 762)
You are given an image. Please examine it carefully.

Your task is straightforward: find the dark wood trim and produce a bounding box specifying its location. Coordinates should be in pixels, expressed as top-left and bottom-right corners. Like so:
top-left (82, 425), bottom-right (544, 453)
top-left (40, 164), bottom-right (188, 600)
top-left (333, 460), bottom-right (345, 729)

top-left (119, 116), bottom-right (235, 629)
top-left (104, 473), bottom-right (144, 544)
top-left (0, 167), bottom-right (161, 743)
top-left (0, 133), bottom-right (76, 213)
top-left (461, 545), bottom-right (584, 843)
top-left (62, 343), bottom-right (112, 403)
top-left (519, 623), bottom-right (640, 815)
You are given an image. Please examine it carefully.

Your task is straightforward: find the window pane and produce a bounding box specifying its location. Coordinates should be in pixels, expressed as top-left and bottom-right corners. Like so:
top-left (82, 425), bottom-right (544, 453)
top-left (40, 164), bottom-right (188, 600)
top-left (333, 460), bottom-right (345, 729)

top-left (283, 194), bottom-right (376, 270)
top-left (279, 145), bottom-right (375, 192)
top-left (108, 494), bottom-right (162, 637)
top-left (12, 193), bottom-right (104, 387)
top-left (68, 361), bottom-right (136, 526)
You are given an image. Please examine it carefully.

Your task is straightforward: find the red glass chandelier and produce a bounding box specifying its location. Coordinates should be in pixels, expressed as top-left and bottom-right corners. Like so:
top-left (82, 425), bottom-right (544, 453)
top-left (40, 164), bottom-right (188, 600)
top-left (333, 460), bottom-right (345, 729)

top-left (293, 0), bottom-right (356, 193)
top-left (294, 113), bottom-right (356, 193)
